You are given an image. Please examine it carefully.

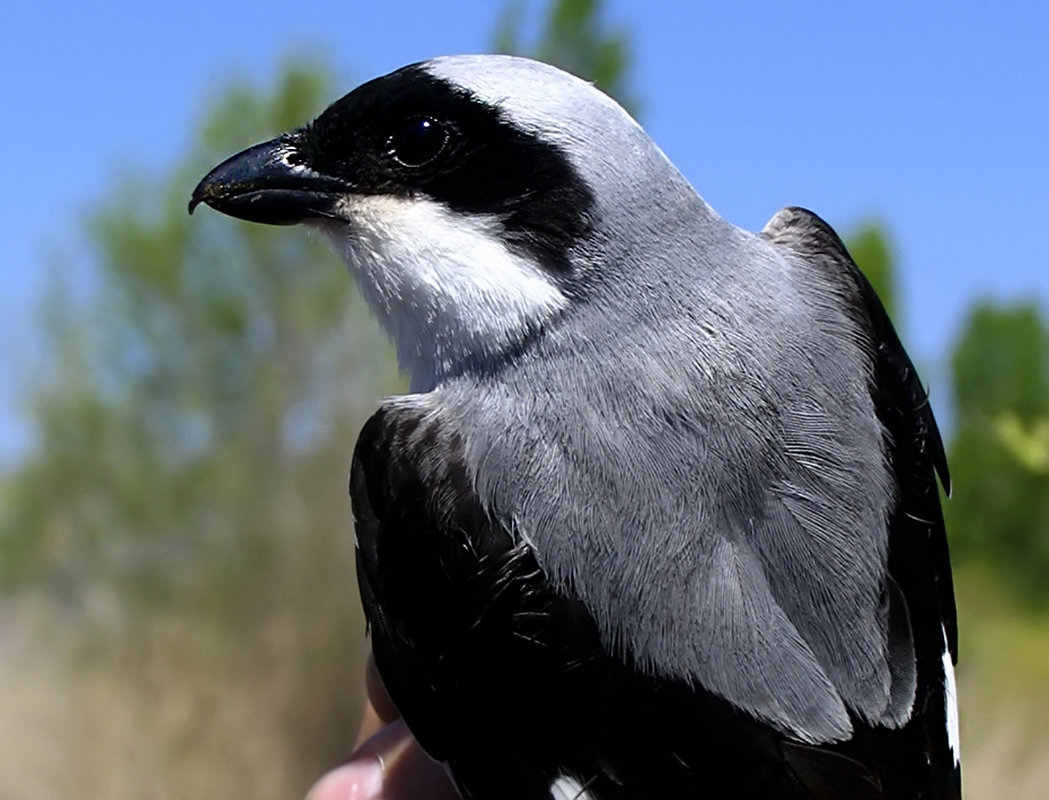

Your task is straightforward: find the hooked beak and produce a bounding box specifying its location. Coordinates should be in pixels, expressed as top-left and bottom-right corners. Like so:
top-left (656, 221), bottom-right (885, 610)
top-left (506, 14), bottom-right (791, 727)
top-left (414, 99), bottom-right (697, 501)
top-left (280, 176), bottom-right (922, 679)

top-left (189, 136), bottom-right (349, 225)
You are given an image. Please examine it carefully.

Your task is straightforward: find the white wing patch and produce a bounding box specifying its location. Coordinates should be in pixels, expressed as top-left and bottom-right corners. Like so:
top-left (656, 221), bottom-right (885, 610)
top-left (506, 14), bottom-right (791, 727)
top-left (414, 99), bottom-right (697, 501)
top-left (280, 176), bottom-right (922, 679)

top-left (550, 775), bottom-right (592, 800)
top-left (318, 194), bottom-right (566, 392)
top-left (942, 624), bottom-right (961, 765)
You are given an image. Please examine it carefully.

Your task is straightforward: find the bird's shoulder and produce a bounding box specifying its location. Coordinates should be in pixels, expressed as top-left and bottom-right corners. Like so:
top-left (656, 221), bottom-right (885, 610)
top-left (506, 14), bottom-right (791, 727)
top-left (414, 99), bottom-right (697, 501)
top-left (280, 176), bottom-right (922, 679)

top-left (350, 399), bottom-right (499, 614)
top-left (763, 206), bottom-right (960, 798)
top-left (349, 399), bottom-right (529, 761)
top-left (761, 205), bottom-right (954, 647)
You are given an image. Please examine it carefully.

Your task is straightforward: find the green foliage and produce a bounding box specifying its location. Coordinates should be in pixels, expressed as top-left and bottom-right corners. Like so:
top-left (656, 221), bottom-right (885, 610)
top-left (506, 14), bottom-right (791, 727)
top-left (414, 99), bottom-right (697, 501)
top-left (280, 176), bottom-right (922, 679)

top-left (847, 223), bottom-right (898, 324)
top-left (946, 301), bottom-right (1049, 604)
top-left (495, 0), bottom-right (639, 115)
top-left (3, 58), bottom-right (394, 600)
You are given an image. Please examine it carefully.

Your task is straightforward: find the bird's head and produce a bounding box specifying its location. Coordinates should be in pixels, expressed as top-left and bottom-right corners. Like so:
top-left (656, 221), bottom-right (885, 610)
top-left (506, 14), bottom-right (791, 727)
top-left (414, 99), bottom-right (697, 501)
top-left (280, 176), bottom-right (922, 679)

top-left (191, 55), bottom-right (704, 391)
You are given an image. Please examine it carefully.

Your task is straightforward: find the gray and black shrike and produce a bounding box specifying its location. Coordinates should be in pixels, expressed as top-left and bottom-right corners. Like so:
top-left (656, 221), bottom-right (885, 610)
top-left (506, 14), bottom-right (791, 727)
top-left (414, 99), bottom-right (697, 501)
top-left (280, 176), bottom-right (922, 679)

top-left (190, 55), bottom-right (961, 800)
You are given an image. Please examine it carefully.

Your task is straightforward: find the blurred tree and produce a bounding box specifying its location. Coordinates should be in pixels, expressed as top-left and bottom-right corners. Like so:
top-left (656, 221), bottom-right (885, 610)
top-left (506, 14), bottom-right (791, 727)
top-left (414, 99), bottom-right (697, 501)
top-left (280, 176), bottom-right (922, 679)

top-left (1, 59), bottom-right (399, 797)
top-left (945, 302), bottom-right (1049, 605)
top-left (495, 0), bottom-right (639, 115)
top-left (847, 222), bottom-right (898, 323)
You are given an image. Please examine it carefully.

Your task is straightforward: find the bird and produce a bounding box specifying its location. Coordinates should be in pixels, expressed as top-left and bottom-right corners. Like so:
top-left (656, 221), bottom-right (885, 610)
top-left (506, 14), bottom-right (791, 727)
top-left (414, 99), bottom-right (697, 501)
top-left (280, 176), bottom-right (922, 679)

top-left (190, 55), bottom-right (961, 800)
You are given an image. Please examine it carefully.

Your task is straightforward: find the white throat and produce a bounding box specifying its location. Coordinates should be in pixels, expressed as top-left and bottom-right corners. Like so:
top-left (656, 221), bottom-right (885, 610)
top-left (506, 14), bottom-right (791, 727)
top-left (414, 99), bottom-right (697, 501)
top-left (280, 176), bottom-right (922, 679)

top-left (320, 195), bottom-right (567, 391)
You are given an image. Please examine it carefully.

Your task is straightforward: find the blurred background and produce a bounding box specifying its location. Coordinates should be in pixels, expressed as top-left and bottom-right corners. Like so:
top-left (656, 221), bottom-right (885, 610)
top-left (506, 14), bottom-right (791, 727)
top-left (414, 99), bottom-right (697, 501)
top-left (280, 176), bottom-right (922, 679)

top-left (1, 1), bottom-right (1047, 797)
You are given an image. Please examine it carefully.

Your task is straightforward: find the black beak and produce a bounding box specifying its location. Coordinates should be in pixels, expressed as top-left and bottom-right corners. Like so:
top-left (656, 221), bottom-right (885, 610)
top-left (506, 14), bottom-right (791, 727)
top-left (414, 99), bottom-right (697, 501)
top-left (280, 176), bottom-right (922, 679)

top-left (189, 136), bottom-right (349, 225)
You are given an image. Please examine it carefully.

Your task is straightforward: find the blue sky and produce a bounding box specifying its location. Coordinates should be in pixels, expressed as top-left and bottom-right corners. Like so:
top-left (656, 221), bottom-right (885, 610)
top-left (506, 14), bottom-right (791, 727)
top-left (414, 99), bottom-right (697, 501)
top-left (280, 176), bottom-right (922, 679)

top-left (2, 1), bottom-right (1047, 464)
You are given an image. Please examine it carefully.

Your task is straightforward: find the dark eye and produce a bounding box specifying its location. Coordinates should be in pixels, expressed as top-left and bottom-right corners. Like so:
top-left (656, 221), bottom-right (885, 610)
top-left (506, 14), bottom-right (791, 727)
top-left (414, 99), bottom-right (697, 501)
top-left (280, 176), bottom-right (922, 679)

top-left (386, 117), bottom-right (449, 168)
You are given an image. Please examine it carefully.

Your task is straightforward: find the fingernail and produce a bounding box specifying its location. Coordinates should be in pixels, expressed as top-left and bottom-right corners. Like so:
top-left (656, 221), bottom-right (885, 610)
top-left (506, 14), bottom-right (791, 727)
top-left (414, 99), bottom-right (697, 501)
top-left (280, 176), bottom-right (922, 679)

top-left (305, 758), bottom-right (384, 800)
top-left (342, 758), bottom-right (385, 800)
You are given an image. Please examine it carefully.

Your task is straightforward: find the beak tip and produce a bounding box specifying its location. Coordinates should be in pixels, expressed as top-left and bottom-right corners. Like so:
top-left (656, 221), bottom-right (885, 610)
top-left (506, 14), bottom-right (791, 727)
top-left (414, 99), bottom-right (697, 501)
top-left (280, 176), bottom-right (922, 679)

top-left (188, 180), bottom-right (212, 216)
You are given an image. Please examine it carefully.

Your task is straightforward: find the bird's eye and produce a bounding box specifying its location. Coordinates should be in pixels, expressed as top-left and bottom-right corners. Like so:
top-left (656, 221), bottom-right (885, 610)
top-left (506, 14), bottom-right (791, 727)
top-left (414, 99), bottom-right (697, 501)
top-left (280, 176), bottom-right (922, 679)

top-left (386, 117), bottom-right (449, 168)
